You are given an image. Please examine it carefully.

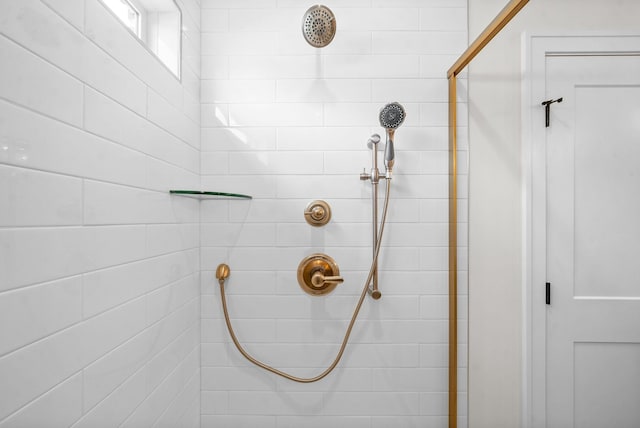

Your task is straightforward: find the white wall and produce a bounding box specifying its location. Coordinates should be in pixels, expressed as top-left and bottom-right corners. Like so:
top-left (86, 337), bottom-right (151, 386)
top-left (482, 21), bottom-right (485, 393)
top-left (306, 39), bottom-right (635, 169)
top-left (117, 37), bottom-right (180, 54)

top-left (467, 1), bottom-right (640, 427)
top-left (198, 1), bottom-right (469, 427)
top-left (0, 0), bottom-right (201, 426)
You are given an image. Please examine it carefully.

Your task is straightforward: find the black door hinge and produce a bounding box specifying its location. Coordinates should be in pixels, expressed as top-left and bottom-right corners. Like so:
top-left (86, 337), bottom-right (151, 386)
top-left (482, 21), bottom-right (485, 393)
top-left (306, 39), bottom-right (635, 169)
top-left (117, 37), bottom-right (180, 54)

top-left (545, 282), bottom-right (551, 305)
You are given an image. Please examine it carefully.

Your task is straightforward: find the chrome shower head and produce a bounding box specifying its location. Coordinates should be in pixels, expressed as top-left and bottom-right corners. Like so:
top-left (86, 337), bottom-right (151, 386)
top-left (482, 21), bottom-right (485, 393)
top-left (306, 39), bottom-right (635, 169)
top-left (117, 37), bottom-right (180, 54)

top-left (378, 102), bottom-right (406, 176)
top-left (302, 5), bottom-right (336, 48)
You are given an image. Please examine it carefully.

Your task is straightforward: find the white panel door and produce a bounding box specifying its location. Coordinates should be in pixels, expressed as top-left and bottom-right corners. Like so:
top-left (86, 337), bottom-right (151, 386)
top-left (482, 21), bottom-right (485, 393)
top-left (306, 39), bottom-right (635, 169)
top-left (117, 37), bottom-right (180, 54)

top-left (544, 53), bottom-right (640, 428)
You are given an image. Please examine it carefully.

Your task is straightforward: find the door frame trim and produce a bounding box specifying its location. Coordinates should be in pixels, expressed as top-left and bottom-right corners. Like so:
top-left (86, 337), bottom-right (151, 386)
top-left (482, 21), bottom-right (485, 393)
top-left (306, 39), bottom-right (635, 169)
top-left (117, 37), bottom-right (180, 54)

top-left (523, 33), bottom-right (640, 428)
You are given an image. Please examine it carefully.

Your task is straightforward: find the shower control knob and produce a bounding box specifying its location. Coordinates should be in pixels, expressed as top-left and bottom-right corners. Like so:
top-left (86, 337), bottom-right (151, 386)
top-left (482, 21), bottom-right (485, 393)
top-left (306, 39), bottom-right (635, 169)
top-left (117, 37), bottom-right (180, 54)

top-left (310, 206), bottom-right (325, 220)
top-left (304, 200), bottom-right (332, 227)
top-left (297, 253), bottom-right (342, 296)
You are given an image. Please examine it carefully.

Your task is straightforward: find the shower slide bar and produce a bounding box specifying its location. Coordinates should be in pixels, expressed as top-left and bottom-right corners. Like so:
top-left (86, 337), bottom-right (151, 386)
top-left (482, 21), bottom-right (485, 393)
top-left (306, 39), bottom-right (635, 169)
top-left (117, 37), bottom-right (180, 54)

top-left (360, 102), bottom-right (406, 299)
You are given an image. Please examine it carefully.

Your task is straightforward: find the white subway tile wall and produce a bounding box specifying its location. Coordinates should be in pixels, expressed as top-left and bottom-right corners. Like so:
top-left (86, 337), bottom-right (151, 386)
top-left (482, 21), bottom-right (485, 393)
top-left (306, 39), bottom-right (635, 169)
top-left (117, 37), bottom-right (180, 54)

top-left (200, 2), bottom-right (468, 428)
top-left (1, 0), bottom-right (469, 426)
top-left (0, 0), bottom-right (201, 427)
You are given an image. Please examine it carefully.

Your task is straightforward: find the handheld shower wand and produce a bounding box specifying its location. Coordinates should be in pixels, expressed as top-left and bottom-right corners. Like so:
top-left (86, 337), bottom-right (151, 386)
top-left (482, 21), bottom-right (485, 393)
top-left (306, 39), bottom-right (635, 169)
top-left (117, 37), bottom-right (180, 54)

top-left (379, 102), bottom-right (406, 177)
top-left (358, 102), bottom-right (406, 300)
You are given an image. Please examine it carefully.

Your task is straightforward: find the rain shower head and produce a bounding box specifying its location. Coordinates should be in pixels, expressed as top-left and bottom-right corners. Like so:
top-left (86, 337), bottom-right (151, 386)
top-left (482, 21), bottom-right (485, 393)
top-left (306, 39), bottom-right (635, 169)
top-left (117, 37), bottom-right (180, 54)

top-left (302, 5), bottom-right (336, 48)
top-left (379, 102), bottom-right (406, 176)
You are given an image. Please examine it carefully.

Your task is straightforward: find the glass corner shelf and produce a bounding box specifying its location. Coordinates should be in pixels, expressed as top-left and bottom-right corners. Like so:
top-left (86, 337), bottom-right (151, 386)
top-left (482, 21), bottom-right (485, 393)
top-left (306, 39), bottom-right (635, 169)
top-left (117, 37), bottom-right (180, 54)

top-left (169, 190), bottom-right (252, 200)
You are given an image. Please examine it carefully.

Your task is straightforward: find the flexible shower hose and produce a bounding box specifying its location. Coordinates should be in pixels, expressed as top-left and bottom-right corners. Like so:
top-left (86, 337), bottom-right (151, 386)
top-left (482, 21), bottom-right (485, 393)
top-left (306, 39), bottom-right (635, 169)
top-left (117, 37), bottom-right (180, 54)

top-left (217, 179), bottom-right (393, 383)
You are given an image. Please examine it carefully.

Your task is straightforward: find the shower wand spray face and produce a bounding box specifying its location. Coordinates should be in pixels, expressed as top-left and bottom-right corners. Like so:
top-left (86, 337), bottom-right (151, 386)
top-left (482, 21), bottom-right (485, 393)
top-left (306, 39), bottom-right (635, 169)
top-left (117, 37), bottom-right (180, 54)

top-left (379, 102), bottom-right (406, 176)
top-left (379, 102), bottom-right (406, 130)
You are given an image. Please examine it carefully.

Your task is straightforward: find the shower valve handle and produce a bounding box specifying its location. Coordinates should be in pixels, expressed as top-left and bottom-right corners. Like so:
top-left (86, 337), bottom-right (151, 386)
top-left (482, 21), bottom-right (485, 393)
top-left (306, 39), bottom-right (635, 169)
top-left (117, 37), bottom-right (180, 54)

top-left (298, 254), bottom-right (342, 296)
top-left (311, 272), bottom-right (344, 288)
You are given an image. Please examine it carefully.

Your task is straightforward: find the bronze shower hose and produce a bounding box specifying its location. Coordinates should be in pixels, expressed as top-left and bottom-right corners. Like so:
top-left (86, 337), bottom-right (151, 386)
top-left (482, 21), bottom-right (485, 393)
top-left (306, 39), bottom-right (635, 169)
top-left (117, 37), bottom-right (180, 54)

top-left (217, 180), bottom-right (392, 383)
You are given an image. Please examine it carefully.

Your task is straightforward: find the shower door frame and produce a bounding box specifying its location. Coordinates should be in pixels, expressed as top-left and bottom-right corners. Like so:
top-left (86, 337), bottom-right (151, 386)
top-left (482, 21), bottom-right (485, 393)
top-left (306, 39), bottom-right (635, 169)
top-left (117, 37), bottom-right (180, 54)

top-left (446, 1), bottom-right (530, 427)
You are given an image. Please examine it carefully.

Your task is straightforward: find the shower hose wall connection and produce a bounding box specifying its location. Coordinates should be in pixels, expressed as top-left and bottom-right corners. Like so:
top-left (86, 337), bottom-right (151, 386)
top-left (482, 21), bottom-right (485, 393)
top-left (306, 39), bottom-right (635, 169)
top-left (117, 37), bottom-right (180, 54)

top-left (216, 103), bottom-right (405, 383)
